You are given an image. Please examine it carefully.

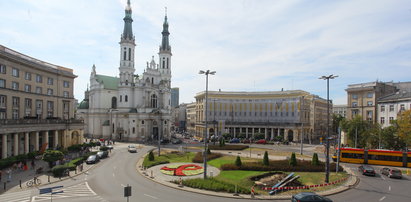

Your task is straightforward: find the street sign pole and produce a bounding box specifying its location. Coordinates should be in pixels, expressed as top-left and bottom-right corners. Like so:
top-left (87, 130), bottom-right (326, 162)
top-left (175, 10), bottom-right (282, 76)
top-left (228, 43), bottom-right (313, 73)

top-left (124, 184), bottom-right (131, 202)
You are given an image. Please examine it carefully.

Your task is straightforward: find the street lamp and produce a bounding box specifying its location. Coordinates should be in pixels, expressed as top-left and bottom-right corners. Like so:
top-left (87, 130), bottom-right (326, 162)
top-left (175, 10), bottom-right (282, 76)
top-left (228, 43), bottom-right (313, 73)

top-left (319, 74), bottom-right (338, 183)
top-left (199, 69), bottom-right (216, 179)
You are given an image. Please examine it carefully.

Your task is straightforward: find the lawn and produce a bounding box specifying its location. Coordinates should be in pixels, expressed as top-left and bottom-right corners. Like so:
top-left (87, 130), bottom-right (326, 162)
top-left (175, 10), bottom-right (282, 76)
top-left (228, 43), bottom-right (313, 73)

top-left (143, 151), bottom-right (196, 168)
top-left (208, 155), bottom-right (256, 168)
top-left (244, 147), bottom-right (311, 158)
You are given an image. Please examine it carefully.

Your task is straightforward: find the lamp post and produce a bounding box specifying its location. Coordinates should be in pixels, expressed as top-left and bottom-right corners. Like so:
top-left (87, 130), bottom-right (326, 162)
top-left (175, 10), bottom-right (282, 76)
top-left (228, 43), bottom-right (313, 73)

top-left (319, 74), bottom-right (338, 183)
top-left (199, 70), bottom-right (216, 179)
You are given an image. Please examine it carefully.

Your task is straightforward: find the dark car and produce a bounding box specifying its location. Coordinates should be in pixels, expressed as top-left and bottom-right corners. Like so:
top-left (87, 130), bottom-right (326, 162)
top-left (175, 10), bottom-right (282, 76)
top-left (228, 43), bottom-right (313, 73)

top-left (171, 139), bottom-right (183, 144)
top-left (96, 151), bottom-right (109, 159)
top-left (160, 139), bottom-right (170, 144)
top-left (381, 167), bottom-right (402, 179)
top-left (291, 192), bottom-right (333, 202)
top-left (358, 165), bottom-right (376, 176)
top-left (229, 138), bottom-right (240, 143)
top-left (86, 155), bottom-right (100, 164)
top-left (242, 139), bottom-right (252, 144)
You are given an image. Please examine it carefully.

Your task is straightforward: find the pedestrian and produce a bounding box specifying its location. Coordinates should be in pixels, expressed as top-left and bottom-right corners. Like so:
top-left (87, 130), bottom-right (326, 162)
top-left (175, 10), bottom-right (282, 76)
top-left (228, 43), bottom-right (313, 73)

top-left (6, 168), bottom-right (11, 182)
top-left (31, 159), bottom-right (35, 170)
top-left (23, 163), bottom-right (28, 171)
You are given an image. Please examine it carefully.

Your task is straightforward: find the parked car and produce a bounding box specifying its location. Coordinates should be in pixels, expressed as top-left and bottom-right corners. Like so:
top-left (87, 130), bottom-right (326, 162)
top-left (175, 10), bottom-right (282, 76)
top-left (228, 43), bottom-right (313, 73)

top-left (171, 139), bottom-right (183, 144)
top-left (358, 165), bottom-right (376, 176)
top-left (292, 192), bottom-right (332, 202)
top-left (242, 139), bottom-right (251, 144)
top-left (128, 145), bottom-right (137, 153)
top-left (97, 151), bottom-right (109, 159)
top-left (256, 139), bottom-right (267, 144)
top-left (381, 167), bottom-right (402, 179)
top-left (229, 138), bottom-right (240, 143)
top-left (160, 139), bottom-right (170, 144)
top-left (86, 155), bottom-right (100, 164)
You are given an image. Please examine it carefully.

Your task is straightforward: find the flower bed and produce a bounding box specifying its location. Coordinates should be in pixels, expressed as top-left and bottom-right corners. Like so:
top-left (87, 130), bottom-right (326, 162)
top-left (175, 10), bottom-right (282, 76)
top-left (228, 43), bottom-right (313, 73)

top-left (160, 164), bottom-right (204, 176)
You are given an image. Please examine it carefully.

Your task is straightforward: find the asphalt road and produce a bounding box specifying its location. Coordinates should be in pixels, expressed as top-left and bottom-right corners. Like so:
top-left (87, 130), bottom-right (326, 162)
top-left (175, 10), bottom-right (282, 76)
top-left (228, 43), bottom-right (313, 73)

top-left (2, 142), bottom-right (411, 202)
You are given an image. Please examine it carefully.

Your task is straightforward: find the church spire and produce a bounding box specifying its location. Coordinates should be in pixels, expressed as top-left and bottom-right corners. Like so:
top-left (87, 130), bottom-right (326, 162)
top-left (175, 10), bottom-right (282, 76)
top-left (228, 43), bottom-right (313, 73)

top-left (160, 7), bottom-right (170, 52)
top-left (122, 0), bottom-right (134, 41)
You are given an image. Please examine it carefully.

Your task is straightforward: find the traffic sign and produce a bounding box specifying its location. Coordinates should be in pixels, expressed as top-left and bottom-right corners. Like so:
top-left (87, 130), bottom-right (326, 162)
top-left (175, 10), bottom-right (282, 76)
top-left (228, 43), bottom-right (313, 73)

top-left (39, 185), bottom-right (63, 195)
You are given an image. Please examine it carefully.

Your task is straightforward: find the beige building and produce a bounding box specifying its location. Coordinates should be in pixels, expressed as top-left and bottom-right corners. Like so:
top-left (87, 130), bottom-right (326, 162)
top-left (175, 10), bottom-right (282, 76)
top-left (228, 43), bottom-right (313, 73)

top-left (186, 102), bottom-right (196, 135)
top-left (346, 82), bottom-right (397, 123)
top-left (194, 90), bottom-right (330, 143)
top-left (0, 45), bottom-right (84, 159)
top-left (333, 104), bottom-right (347, 118)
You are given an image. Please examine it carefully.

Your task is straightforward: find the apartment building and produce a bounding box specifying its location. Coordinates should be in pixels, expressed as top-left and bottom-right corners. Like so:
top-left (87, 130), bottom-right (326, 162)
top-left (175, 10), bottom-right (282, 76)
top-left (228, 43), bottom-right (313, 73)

top-left (378, 91), bottom-right (411, 128)
top-left (0, 45), bottom-right (84, 159)
top-left (333, 104), bottom-right (347, 118)
top-left (194, 90), bottom-right (330, 143)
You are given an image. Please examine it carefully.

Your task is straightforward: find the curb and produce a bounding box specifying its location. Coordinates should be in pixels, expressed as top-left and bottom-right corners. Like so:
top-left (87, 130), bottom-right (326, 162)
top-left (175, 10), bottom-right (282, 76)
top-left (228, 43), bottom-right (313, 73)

top-left (135, 151), bottom-right (359, 200)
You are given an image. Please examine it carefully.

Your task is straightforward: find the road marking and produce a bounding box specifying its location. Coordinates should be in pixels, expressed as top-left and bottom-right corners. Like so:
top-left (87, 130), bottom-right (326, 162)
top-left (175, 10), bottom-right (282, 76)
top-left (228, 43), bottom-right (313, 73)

top-left (379, 196), bottom-right (386, 201)
top-left (381, 176), bottom-right (385, 180)
top-left (144, 194), bottom-right (158, 199)
top-left (388, 186), bottom-right (391, 191)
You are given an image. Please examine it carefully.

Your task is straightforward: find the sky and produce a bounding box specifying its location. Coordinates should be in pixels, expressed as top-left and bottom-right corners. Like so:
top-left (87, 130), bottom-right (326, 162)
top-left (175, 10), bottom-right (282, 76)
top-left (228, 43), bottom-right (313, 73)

top-left (1, 0), bottom-right (410, 105)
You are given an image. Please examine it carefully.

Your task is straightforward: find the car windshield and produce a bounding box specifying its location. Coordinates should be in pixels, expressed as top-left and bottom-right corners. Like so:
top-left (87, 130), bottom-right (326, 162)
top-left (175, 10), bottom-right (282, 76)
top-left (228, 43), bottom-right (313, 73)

top-left (97, 152), bottom-right (103, 154)
top-left (129, 145), bottom-right (135, 148)
top-left (88, 156), bottom-right (95, 160)
top-left (392, 169), bottom-right (401, 173)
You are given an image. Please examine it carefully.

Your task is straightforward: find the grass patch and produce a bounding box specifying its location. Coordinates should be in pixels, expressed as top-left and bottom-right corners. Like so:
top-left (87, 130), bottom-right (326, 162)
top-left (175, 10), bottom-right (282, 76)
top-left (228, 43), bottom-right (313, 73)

top-left (143, 152), bottom-right (195, 168)
top-left (244, 147), bottom-right (310, 158)
top-left (208, 155), bottom-right (256, 169)
top-left (209, 145), bottom-right (249, 150)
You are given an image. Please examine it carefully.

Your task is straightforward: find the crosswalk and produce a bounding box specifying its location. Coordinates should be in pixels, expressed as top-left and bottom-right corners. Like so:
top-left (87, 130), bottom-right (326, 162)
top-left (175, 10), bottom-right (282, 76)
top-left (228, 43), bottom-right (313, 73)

top-left (0, 189), bottom-right (32, 202)
top-left (33, 182), bottom-right (97, 201)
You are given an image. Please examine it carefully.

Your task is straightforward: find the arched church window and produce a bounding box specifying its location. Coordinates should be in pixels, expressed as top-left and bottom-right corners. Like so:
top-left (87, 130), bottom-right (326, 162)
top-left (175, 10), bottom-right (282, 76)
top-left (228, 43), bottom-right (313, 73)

top-left (132, 127), bottom-right (135, 133)
top-left (128, 48), bottom-right (131, 60)
top-left (151, 78), bottom-right (154, 84)
top-left (126, 80), bottom-right (128, 85)
top-left (142, 120), bottom-right (144, 124)
top-left (162, 59), bottom-right (165, 69)
top-left (120, 95), bottom-right (122, 102)
top-left (111, 97), bottom-right (117, 109)
top-left (166, 58), bottom-right (169, 69)
top-left (151, 94), bottom-right (158, 108)
top-left (123, 50), bottom-right (127, 60)
top-left (125, 95), bottom-right (128, 102)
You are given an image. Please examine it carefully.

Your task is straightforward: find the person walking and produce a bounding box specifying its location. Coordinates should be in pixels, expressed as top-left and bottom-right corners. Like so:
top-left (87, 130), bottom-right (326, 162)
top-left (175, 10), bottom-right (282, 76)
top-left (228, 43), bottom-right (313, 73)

top-left (31, 159), bottom-right (35, 170)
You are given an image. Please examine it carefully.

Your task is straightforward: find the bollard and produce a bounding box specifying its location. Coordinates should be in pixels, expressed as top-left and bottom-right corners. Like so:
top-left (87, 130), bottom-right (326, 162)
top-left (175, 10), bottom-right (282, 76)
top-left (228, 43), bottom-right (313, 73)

top-left (150, 170), bottom-right (154, 178)
top-left (48, 175), bottom-right (50, 183)
top-left (233, 184), bottom-right (239, 196)
top-left (4, 182), bottom-right (6, 190)
top-left (19, 180), bottom-right (22, 188)
top-left (178, 177), bottom-right (184, 188)
top-left (75, 168), bottom-right (77, 174)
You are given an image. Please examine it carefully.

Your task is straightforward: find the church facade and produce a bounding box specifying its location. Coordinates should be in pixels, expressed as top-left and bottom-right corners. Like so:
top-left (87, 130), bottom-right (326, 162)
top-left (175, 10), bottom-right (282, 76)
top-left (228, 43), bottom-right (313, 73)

top-left (77, 0), bottom-right (172, 142)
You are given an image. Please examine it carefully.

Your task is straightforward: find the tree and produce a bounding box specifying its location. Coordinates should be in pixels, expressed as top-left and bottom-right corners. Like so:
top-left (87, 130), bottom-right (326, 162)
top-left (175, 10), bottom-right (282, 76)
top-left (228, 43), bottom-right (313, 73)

top-left (311, 153), bottom-right (319, 166)
top-left (332, 114), bottom-right (345, 135)
top-left (235, 155), bottom-right (242, 167)
top-left (380, 125), bottom-right (405, 150)
top-left (341, 115), bottom-right (372, 148)
top-left (42, 150), bottom-right (64, 168)
top-left (397, 110), bottom-right (411, 147)
top-left (148, 150), bottom-right (155, 161)
top-left (263, 151), bottom-right (269, 166)
top-left (289, 152), bottom-right (297, 166)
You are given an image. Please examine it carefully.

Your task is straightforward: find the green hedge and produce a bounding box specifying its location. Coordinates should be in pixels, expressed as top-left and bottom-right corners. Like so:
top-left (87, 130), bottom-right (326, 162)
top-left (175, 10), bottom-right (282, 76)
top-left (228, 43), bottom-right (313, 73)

top-left (67, 144), bottom-right (83, 152)
top-left (192, 152), bottom-right (223, 163)
top-left (208, 145), bottom-right (249, 150)
top-left (51, 157), bottom-right (83, 177)
top-left (100, 146), bottom-right (109, 151)
top-left (221, 160), bottom-right (344, 172)
top-left (0, 153), bottom-right (34, 169)
top-left (176, 178), bottom-right (250, 194)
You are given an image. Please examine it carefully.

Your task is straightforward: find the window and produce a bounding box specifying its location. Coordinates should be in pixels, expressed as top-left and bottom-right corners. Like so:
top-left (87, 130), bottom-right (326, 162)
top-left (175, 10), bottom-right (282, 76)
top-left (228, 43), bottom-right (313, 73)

top-left (0, 79), bottom-right (5, 88)
top-left (389, 117), bottom-right (394, 123)
top-left (25, 72), bottom-right (31, 80)
top-left (380, 117), bottom-right (385, 124)
top-left (352, 102), bottom-right (357, 107)
top-left (0, 95), bottom-right (6, 108)
top-left (381, 105), bottom-right (385, 112)
top-left (36, 100), bottom-right (43, 118)
top-left (352, 94), bottom-right (358, 99)
top-left (36, 75), bottom-right (42, 83)
top-left (132, 127), bottom-right (135, 134)
top-left (111, 97), bottom-right (117, 109)
top-left (125, 95), bottom-right (128, 102)
top-left (151, 94), bottom-right (158, 108)
top-left (12, 68), bottom-right (19, 77)
top-left (47, 78), bottom-right (53, 85)
top-left (63, 81), bottom-right (70, 88)
top-left (400, 104), bottom-right (405, 111)
top-left (12, 97), bottom-right (19, 108)
top-left (47, 88), bottom-right (53, 96)
top-left (367, 92), bottom-right (373, 98)
top-left (120, 95), bottom-right (122, 102)
top-left (0, 64), bottom-right (6, 74)
top-left (12, 109), bottom-right (19, 119)
top-left (47, 101), bottom-right (54, 117)
top-left (367, 101), bottom-right (373, 106)
top-left (63, 91), bottom-right (69, 98)
top-left (24, 84), bottom-right (31, 92)
top-left (389, 105), bottom-right (394, 112)
top-left (128, 48), bottom-right (131, 60)
top-left (36, 87), bottom-right (42, 94)
top-left (25, 98), bottom-right (32, 116)
top-left (63, 101), bottom-right (69, 119)
top-left (142, 120), bottom-right (144, 124)
top-left (12, 82), bottom-right (19, 90)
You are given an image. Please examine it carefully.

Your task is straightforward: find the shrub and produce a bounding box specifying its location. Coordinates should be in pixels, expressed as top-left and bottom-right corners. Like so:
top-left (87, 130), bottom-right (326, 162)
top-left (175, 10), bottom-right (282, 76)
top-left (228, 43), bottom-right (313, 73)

top-left (263, 151), bottom-right (269, 166)
top-left (312, 153), bottom-right (319, 166)
top-left (71, 157), bottom-right (84, 166)
top-left (192, 152), bottom-right (223, 163)
top-left (67, 144), bottom-right (83, 152)
top-left (235, 156), bottom-right (242, 167)
top-left (176, 178), bottom-right (250, 194)
top-left (208, 145), bottom-right (248, 150)
top-left (99, 146), bottom-right (109, 151)
top-left (43, 150), bottom-right (64, 168)
top-left (220, 138), bottom-right (226, 147)
top-left (51, 164), bottom-right (76, 177)
top-left (27, 151), bottom-right (39, 160)
top-left (289, 152), bottom-right (297, 166)
top-left (148, 151), bottom-right (155, 161)
top-left (221, 160), bottom-right (344, 172)
top-left (143, 160), bottom-right (169, 168)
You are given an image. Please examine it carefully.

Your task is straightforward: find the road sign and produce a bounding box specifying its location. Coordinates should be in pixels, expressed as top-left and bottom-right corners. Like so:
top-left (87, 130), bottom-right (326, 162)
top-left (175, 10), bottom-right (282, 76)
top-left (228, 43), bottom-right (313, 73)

top-left (39, 185), bottom-right (63, 195)
top-left (124, 185), bottom-right (131, 197)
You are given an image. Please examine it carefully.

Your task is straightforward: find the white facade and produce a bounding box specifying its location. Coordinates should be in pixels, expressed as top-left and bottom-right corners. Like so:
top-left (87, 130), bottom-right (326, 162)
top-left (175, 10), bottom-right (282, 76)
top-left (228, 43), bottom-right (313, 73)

top-left (378, 91), bottom-right (411, 128)
top-left (77, 1), bottom-right (172, 142)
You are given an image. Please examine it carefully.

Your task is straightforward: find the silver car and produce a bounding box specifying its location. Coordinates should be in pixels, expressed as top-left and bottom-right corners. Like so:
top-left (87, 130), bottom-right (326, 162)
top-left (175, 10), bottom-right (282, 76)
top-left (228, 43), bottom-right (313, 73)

top-left (381, 167), bottom-right (402, 179)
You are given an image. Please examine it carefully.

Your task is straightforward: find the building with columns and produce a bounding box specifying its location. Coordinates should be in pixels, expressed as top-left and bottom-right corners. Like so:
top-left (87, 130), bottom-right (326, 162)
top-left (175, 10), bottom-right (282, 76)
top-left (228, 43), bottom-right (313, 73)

top-left (0, 45), bottom-right (84, 159)
top-left (77, 1), bottom-right (172, 142)
top-left (194, 90), bottom-right (330, 143)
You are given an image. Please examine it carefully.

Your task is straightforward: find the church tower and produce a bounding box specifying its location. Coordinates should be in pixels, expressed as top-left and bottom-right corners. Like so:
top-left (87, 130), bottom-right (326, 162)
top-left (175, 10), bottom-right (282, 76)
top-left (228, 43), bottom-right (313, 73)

top-left (118, 0), bottom-right (135, 109)
top-left (159, 10), bottom-right (172, 80)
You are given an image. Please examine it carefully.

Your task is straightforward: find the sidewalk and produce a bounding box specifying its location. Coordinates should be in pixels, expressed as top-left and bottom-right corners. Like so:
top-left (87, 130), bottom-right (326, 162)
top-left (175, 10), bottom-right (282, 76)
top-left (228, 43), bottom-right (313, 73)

top-left (0, 150), bottom-right (99, 194)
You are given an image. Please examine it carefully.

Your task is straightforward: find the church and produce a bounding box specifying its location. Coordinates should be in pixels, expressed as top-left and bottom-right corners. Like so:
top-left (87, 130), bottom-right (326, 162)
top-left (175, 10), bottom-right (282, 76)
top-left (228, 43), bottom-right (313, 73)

top-left (77, 0), bottom-right (172, 142)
